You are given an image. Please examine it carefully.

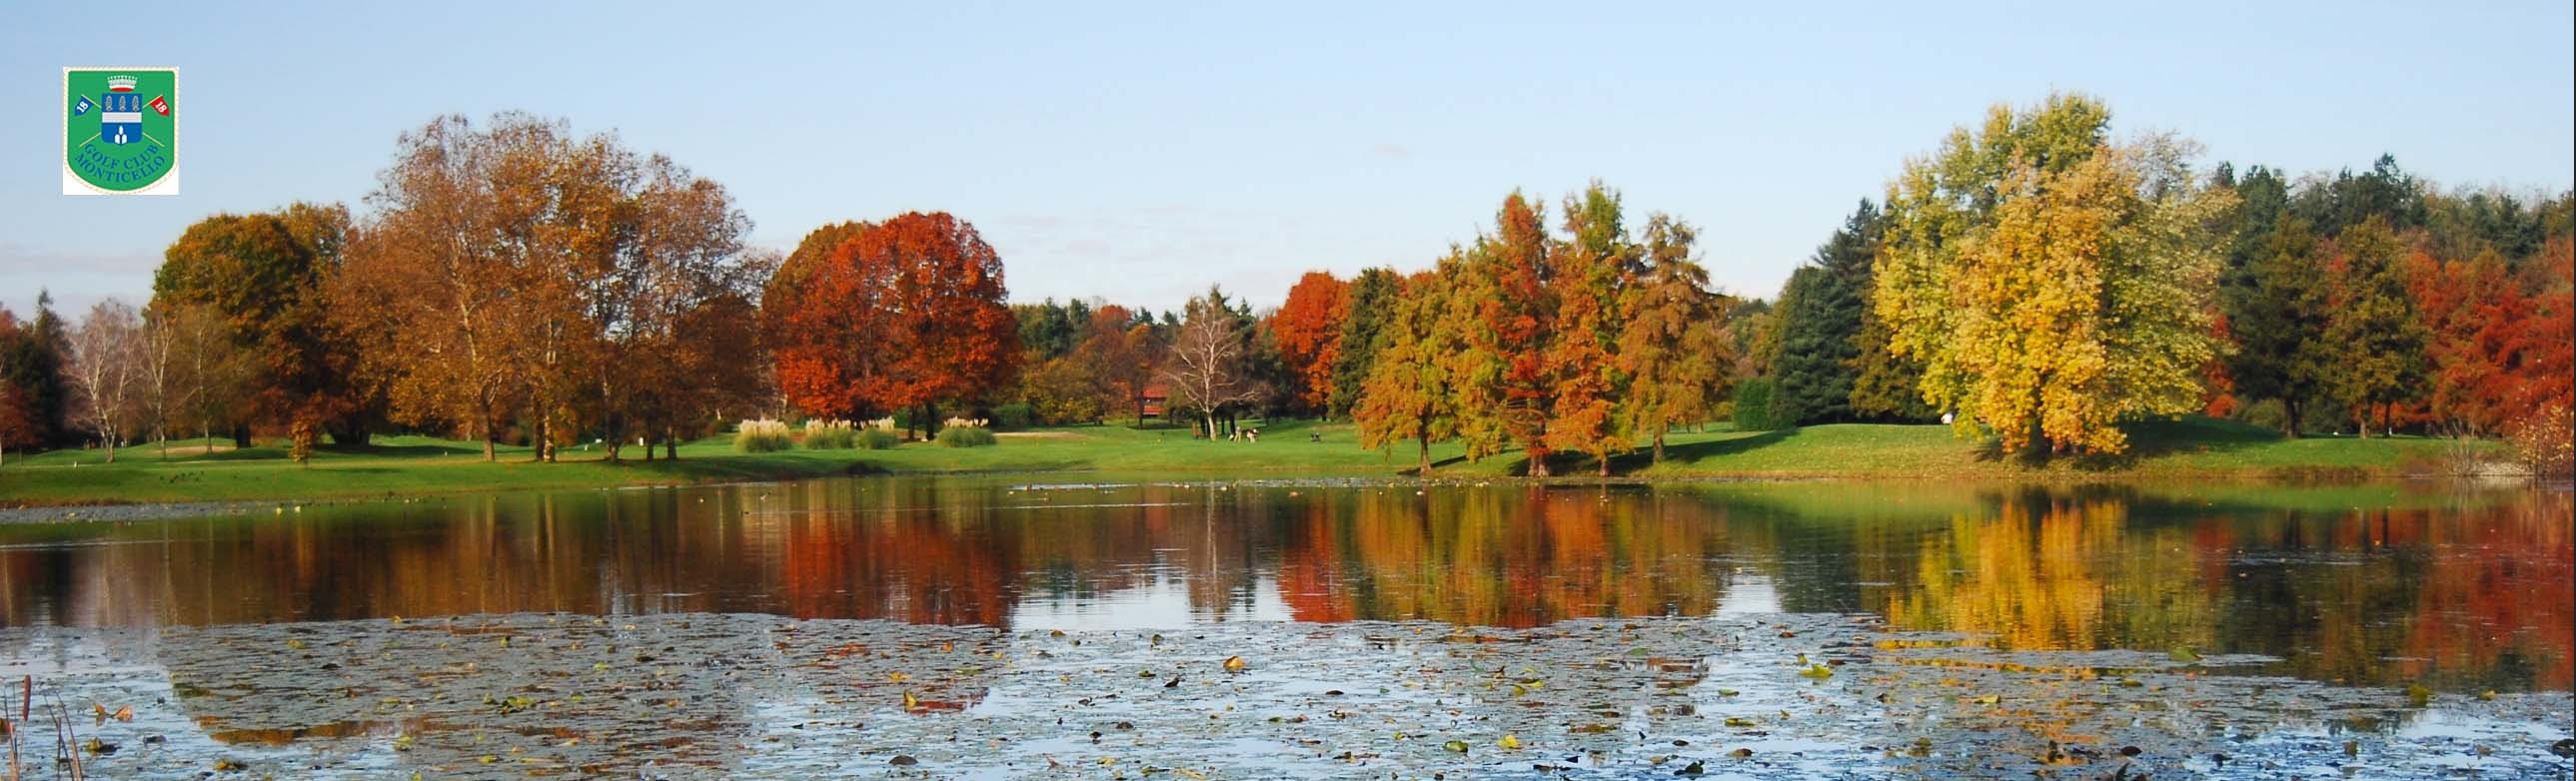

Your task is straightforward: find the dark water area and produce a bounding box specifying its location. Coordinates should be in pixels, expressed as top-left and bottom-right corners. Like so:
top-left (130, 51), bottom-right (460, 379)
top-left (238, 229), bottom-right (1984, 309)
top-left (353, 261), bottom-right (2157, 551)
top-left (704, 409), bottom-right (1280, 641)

top-left (0, 477), bottom-right (2568, 778)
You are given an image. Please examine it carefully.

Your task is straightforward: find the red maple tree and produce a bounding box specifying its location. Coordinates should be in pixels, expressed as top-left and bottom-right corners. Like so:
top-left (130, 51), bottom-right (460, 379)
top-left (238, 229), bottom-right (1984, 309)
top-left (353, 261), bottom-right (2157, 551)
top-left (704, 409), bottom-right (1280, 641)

top-left (1268, 271), bottom-right (1347, 414)
top-left (765, 213), bottom-right (1020, 428)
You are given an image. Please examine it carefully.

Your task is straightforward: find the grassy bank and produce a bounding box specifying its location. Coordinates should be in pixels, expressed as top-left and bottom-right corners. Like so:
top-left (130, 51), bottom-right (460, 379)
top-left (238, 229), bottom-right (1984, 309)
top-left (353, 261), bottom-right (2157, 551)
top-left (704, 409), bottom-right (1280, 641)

top-left (0, 416), bottom-right (2483, 508)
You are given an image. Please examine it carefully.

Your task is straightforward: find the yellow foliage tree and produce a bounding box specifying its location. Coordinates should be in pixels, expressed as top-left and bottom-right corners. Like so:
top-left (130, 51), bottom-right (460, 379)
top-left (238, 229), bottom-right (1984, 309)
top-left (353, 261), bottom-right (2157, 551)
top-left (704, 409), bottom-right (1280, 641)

top-left (1877, 95), bottom-right (2229, 455)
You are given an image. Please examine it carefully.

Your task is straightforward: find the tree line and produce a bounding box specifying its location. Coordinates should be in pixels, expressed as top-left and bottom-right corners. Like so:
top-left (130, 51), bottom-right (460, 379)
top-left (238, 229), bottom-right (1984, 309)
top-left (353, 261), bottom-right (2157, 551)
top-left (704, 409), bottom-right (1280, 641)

top-left (1, 95), bottom-right (2567, 469)
top-left (1751, 94), bottom-right (2570, 458)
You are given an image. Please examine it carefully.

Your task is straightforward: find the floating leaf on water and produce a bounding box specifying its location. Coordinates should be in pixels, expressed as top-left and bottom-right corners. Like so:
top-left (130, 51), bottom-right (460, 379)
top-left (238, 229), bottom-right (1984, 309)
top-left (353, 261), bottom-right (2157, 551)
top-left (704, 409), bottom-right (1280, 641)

top-left (1223, 655), bottom-right (1248, 673)
top-left (1677, 759), bottom-right (1706, 776)
top-left (2117, 677), bottom-right (2142, 688)
top-left (2405, 682), bottom-right (2432, 708)
top-left (1715, 689), bottom-right (1740, 697)
top-left (1728, 747), bottom-right (1754, 758)
top-left (1443, 739), bottom-right (1469, 753)
top-left (890, 755), bottom-right (918, 766)
top-left (286, 638), bottom-right (306, 650)
top-left (902, 690), bottom-right (920, 710)
top-left (1970, 695), bottom-right (2000, 705)
top-left (2166, 646), bottom-right (2200, 662)
top-left (1497, 733), bottom-right (1521, 750)
top-left (1724, 717), bottom-right (1757, 727)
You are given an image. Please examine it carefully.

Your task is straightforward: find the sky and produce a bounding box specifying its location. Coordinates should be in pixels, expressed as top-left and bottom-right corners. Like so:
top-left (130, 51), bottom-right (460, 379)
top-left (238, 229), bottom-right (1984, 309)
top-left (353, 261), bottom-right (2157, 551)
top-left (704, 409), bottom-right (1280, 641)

top-left (6, 1), bottom-right (2572, 320)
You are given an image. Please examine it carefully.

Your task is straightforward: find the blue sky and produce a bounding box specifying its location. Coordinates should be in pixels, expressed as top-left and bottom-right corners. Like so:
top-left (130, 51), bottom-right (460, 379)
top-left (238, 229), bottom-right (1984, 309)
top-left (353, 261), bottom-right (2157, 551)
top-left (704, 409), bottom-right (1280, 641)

top-left (6, 1), bottom-right (2571, 319)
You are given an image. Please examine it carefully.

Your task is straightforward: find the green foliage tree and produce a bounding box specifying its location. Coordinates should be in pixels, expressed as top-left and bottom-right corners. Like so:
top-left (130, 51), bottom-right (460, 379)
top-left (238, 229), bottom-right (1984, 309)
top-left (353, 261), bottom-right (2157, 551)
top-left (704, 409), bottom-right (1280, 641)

top-left (2319, 217), bottom-right (2430, 435)
top-left (1354, 261), bottom-right (1465, 473)
top-left (2224, 219), bottom-right (2333, 435)
top-left (1770, 200), bottom-right (1883, 424)
top-left (1328, 268), bottom-right (1401, 418)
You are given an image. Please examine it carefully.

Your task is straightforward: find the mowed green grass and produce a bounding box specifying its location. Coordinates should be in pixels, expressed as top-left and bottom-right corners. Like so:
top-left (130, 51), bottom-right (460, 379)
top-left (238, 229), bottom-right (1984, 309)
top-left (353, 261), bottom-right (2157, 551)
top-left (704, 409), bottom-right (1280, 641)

top-left (0, 416), bottom-right (2477, 507)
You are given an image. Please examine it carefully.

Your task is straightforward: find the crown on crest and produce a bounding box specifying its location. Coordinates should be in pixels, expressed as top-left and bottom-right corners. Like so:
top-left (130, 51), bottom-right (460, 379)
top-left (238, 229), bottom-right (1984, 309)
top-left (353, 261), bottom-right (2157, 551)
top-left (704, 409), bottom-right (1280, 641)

top-left (106, 75), bottom-right (137, 92)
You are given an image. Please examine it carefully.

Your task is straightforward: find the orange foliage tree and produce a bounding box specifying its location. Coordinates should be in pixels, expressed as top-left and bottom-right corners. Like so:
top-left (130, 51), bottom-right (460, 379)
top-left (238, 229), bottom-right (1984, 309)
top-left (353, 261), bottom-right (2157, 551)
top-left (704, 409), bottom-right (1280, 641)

top-left (764, 213), bottom-right (1019, 433)
top-left (1268, 272), bottom-right (1348, 416)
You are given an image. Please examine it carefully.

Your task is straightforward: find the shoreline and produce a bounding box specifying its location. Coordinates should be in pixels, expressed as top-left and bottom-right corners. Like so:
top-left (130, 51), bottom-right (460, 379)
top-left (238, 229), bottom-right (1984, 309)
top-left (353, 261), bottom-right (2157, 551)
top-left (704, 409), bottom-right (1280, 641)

top-left (1, 462), bottom-right (2551, 525)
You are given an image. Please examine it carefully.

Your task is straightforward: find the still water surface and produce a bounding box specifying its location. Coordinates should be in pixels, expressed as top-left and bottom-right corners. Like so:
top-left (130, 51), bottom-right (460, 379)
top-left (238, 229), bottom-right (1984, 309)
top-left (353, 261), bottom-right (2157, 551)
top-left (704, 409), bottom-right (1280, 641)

top-left (0, 477), bottom-right (2568, 778)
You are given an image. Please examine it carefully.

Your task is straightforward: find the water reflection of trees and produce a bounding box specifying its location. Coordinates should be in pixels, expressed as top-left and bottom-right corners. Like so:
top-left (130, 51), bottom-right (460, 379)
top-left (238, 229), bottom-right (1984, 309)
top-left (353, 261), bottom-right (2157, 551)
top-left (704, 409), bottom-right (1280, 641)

top-left (1278, 486), bottom-right (1736, 627)
top-left (1852, 486), bottom-right (2571, 691)
top-left (0, 479), bottom-right (2564, 691)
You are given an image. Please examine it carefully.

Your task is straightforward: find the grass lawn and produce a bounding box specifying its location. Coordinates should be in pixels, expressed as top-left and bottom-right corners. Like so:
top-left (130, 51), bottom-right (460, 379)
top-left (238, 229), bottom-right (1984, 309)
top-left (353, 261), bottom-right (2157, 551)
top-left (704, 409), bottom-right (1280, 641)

top-left (0, 416), bottom-right (2489, 508)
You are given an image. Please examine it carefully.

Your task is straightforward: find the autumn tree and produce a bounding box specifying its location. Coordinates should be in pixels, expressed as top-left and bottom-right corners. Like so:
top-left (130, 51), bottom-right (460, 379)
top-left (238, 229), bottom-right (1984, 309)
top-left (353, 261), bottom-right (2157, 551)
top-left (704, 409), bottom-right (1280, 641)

top-left (1161, 288), bottom-right (1266, 437)
top-left (1454, 193), bottom-right (1559, 473)
top-left (154, 205), bottom-right (371, 445)
top-left (1355, 261), bottom-right (1465, 473)
top-left (586, 155), bottom-right (766, 459)
top-left (0, 310), bottom-right (36, 464)
top-left (2319, 217), bottom-right (2429, 436)
top-left (1543, 184), bottom-right (1637, 475)
top-left (149, 302), bottom-right (250, 453)
top-left (68, 300), bottom-right (146, 462)
top-left (1269, 272), bottom-right (1348, 416)
top-left (1875, 95), bottom-right (2231, 455)
top-left (2409, 247), bottom-right (2530, 433)
top-left (339, 114), bottom-right (768, 460)
top-left (0, 294), bottom-right (71, 452)
top-left (764, 212), bottom-right (1018, 437)
top-left (1618, 213), bottom-right (1730, 463)
top-left (334, 116), bottom-right (539, 460)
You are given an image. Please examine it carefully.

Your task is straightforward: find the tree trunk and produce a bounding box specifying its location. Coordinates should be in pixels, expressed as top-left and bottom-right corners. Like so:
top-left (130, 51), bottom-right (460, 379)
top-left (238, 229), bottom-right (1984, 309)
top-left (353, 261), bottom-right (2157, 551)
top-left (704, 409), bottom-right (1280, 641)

top-left (1202, 410), bottom-right (1216, 440)
top-left (664, 427), bottom-right (677, 459)
top-left (1527, 445), bottom-right (1550, 477)
top-left (1417, 436), bottom-right (1432, 475)
top-left (231, 423), bottom-right (251, 449)
top-left (103, 434), bottom-right (116, 464)
top-left (483, 433), bottom-right (497, 462)
top-left (1652, 423), bottom-right (1667, 464)
top-left (2283, 399), bottom-right (2300, 438)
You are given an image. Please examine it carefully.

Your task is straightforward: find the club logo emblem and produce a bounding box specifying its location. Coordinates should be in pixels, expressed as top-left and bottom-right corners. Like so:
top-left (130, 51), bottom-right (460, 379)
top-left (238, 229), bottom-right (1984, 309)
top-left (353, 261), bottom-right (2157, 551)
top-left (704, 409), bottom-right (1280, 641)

top-left (64, 68), bottom-right (179, 195)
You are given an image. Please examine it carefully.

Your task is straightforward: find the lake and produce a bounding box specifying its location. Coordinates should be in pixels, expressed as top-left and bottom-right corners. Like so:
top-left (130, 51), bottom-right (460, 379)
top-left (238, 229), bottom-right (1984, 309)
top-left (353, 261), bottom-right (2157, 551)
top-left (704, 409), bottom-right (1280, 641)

top-left (1, 477), bottom-right (2569, 778)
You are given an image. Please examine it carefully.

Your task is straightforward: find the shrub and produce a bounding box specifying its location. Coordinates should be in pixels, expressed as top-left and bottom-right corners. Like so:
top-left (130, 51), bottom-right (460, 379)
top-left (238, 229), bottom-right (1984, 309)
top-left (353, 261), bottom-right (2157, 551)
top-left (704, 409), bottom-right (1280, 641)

top-left (991, 401), bottom-right (1036, 429)
top-left (1731, 378), bottom-right (1781, 431)
top-left (733, 419), bottom-right (792, 452)
top-left (856, 426), bottom-right (900, 449)
top-left (2507, 405), bottom-right (2573, 479)
top-left (802, 419), bottom-right (858, 449)
top-left (935, 420), bottom-right (996, 447)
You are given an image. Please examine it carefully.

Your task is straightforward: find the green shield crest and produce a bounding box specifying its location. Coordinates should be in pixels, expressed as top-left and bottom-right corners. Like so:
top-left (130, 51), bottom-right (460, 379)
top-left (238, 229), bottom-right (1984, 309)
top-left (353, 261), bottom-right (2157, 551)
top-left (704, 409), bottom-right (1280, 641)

top-left (63, 68), bottom-right (180, 195)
